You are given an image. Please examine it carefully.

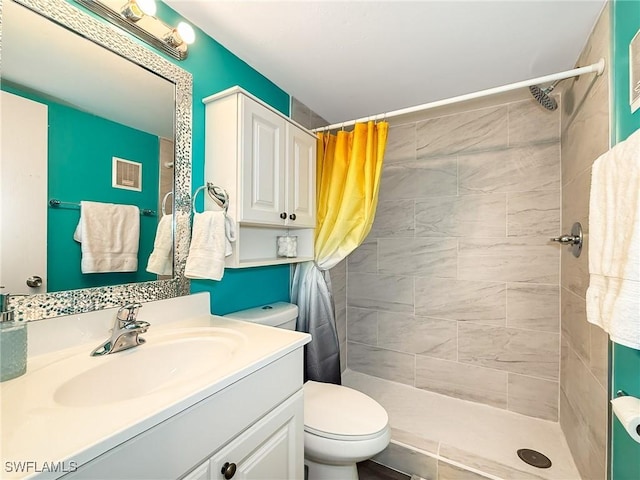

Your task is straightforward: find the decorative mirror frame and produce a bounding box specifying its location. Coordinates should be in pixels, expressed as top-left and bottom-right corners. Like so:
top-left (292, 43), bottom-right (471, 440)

top-left (1, 0), bottom-right (192, 321)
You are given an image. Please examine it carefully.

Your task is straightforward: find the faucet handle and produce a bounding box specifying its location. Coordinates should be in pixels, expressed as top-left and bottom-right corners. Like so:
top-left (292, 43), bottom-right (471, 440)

top-left (116, 302), bottom-right (143, 323)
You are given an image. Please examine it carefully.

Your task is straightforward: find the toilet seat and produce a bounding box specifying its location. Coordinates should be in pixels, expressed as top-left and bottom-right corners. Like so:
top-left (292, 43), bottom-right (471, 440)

top-left (303, 381), bottom-right (389, 441)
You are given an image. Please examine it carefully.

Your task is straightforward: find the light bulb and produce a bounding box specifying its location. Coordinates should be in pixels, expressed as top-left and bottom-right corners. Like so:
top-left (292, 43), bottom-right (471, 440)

top-left (120, 0), bottom-right (155, 21)
top-left (177, 22), bottom-right (196, 45)
top-left (137, 0), bottom-right (156, 16)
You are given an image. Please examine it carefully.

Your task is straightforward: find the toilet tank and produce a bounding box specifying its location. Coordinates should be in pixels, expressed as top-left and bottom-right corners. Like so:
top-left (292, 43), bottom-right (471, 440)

top-left (224, 302), bottom-right (298, 331)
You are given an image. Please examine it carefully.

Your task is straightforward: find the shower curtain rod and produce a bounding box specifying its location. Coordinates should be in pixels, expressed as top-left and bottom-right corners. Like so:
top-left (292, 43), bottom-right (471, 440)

top-left (312, 58), bottom-right (605, 133)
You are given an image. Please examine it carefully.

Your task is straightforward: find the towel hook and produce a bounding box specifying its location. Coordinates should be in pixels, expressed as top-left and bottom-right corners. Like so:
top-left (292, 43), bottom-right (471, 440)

top-left (551, 221), bottom-right (583, 258)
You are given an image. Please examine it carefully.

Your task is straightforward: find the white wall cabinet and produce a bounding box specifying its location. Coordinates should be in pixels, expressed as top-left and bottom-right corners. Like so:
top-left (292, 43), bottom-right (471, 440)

top-left (203, 87), bottom-right (316, 268)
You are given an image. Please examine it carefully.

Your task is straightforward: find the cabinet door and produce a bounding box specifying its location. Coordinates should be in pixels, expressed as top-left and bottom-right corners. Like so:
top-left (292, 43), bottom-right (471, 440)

top-left (286, 124), bottom-right (316, 228)
top-left (182, 461), bottom-right (210, 480)
top-left (210, 391), bottom-right (304, 480)
top-left (240, 95), bottom-right (286, 225)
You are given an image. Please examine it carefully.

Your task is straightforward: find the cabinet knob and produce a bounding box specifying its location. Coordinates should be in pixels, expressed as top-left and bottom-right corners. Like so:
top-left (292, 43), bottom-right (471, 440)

top-left (279, 212), bottom-right (287, 219)
top-left (289, 213), bottom-right (296, 221)
top-left (221, 462), bottom-right (237, 479)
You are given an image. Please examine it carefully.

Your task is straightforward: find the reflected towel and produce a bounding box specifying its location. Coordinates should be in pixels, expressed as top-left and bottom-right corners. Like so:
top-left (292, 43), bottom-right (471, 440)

top-left (146, 214), bottom-right (173, 275)
top-left (185, 211), bottom-right (230, 281)
top-left (586, 129), bottom-right (640, 349)
top-left (73, 201), bottom-right (139, 273)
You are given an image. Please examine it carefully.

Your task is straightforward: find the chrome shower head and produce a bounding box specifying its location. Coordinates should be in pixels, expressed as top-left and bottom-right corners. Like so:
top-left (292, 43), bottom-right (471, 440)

top-left (528, 81), bottom-right (560, 111)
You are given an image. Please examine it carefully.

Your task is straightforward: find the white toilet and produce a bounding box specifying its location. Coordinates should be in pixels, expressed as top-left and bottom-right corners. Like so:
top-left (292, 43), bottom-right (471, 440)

top-left (225, 302), bottom-right (391, 480)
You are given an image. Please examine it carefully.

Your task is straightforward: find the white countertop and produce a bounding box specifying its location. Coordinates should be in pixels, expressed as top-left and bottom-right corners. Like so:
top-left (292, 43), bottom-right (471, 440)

top-left (0, 294), bottom-right (310, 479)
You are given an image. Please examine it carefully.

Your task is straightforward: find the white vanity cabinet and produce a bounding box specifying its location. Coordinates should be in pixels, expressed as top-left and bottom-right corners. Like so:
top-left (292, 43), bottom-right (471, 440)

top-left (62, 349), bottom-right (305, 480)
top-left (203, 86), bottom-right (316, 267)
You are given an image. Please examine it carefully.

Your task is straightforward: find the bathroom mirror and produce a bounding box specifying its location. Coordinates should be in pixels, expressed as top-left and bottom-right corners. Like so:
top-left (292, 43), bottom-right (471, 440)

top-left (0, 0), bottom-right (192, 321)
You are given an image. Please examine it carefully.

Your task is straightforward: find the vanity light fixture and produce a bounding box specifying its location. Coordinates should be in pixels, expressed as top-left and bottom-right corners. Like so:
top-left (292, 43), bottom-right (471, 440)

top-left (74, 0), bottom-right (195, 60)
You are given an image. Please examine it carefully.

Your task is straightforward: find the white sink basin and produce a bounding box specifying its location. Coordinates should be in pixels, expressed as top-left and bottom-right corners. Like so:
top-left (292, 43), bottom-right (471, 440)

top-left (54, 327), bottom-right (247, 407)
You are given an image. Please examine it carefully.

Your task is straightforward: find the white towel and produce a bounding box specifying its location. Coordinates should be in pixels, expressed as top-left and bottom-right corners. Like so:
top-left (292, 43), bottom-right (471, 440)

top-left (146, 214), bottom-right (173, 275)
top-left (185, 211), bottom-right (232, 281)
top-left (73, 200), bottom-right (140, 273)
top-left (586, 128), bottom-right (640, 349)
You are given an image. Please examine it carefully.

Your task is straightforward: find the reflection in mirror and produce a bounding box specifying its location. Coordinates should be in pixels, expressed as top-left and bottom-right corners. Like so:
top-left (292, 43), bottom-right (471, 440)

top-left (1, 0), bottom-right (175, 294)
top-left (0, 0), bottom-right (192, 321)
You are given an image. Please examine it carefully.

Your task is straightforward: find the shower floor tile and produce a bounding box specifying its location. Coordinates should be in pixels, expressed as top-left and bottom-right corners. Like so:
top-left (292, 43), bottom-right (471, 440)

top-left (343, 370), bottom-right (580, 480)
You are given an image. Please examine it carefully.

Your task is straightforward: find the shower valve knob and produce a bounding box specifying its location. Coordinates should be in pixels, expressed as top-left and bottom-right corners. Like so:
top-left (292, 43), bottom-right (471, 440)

top-left (551, 235), bottom-right (580, 245)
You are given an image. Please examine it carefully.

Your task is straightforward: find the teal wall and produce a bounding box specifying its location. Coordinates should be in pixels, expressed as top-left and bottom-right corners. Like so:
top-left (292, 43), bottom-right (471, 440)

top-left (155, 2), bottom-right (291, 315)
top-left (69, 0), bottom-right (292, 314)
top-left (610, 1), bottom-right (640, 479)
top-left (2, 85), bottom-right (158, 292)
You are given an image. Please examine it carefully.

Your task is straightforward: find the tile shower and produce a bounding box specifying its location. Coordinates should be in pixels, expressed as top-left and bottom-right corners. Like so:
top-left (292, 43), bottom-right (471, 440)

top-left (294, 5), bottom-right (610, 474)
top-left (344, 97), bottom-right (562, 421)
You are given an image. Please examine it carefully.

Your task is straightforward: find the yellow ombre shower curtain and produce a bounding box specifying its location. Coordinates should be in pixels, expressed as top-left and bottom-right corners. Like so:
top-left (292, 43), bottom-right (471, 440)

top-left (291, 121), bottom-right (388, 383)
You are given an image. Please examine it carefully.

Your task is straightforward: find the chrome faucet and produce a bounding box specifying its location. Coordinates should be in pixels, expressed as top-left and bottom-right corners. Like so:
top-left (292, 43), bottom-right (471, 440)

top-left (91, 303), bottom-right (150, 356)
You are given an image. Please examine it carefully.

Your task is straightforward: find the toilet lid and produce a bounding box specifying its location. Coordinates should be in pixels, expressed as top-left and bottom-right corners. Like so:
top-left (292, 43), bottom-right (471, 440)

top-left (304, 381), bottom-right (388, 440)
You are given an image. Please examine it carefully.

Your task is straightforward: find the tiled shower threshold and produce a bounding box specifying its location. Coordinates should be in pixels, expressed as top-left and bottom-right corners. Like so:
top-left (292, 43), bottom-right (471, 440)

top-left (342, 370), bottom-right (581, 480)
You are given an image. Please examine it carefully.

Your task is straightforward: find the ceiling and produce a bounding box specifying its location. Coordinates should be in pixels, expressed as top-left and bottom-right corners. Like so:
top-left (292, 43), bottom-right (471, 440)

top-left (166, 0), bottom-right (606, 126)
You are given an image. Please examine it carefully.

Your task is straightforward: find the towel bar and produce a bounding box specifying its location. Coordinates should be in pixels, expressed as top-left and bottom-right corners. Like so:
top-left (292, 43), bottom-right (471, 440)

top-left (49, 199), bottom-right (156, 217)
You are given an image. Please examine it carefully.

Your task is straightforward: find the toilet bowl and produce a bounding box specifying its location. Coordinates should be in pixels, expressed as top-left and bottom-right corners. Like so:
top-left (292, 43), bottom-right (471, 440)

top-left (225, 303), bottom-right (391, 480)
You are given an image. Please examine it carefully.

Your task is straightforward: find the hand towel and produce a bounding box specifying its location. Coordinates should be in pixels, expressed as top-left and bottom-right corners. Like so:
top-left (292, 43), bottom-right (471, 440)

top-left (146, 214), bottom-right (173, 275)
top-left (225, 215), bottom-right (236, 256)
top-left (73, 200), bottom-right (140, 273)
top-left (185, 211), bottom-right (229, 281)
top-left (586, 128), bottom-right (640, 349)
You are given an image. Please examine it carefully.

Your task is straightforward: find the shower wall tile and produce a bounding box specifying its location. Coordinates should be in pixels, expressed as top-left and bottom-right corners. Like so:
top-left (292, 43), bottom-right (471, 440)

top-left (507, 190), bottom-right (561, 237)
top-left (347, 307), bottom-right (378, 345)
top-left (589, 323), bottom-right (608, 390)
top-left (507, 373), bottom-right (559, 421)
top-left (559, 6), bottom-right (609, 478)
top-left (415, 355), bottom-right (508, 408)
top-left (458, 238), bottom-right (559, 284)
top-left (369, 199), bottom-right (415, 238)
top-left (377, 311), bottom-right (457, 360)
top-left (385, 123), bottom-right (417, 163)
top-left (458, 143), bottom-right (560, 194)
top-left (347, 342), bottom-right (414, 385)
top-left (508, 98), bottom-right (560, 146)
top-left (346, 82), bottom-right (562, 422)
top-left (458, 253), bottom-right (558, 284)
top-left (381, 157), bottom-right (457, 199)
top-left (561, 232), bottom-right (590, 298)
top-left (561, 287), bottom-right (590, 363)
top-left (458, 323), bottom-right (560, 380)
top-left (416, 106), bottom-right (508, 157)
top-left (506, 283), bottom-right (559, 333)
top-left (415, 194), bottom-right (506, 237)
top-left (347, 240), bottom-right (378, 274)
top-left (378, 238), bottom-right (457, 277)
top-left (415, 277), bottom-right (506, 326)
top-left (347, 273), bottom-right (414, 313)
top-left (563, 343), bottom-right (608, 463)
top-left (562, 167), bottom-right (591, 233)
top-left (561, 77), bottom-right (610, 185)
